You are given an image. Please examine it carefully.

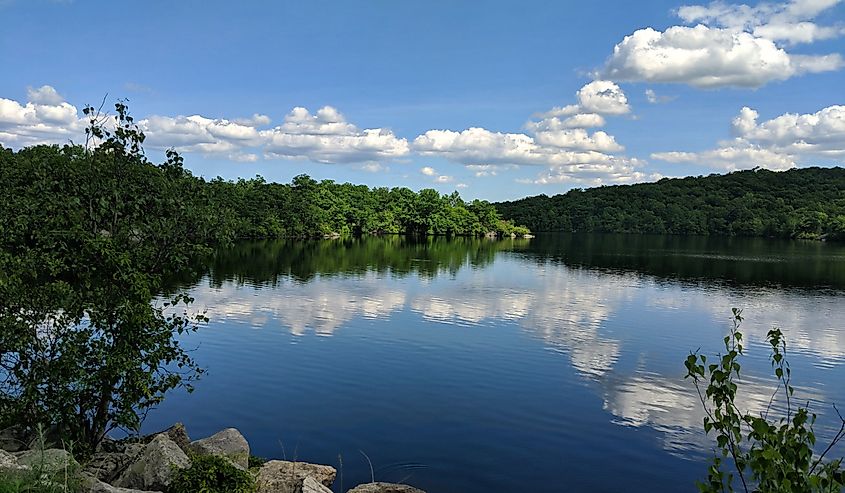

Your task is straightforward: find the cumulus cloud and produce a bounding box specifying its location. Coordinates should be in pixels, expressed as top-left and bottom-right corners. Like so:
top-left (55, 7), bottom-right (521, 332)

top-left (140, 114), bottom-right (262, 154)
top-left (26, 85), bottom-right (65, 105)
top-left (677, 0), bottom-right (845, 45)
top-left (413, 81), bottom-right (648, 186)
top-left (419, 165), bottom-right (454, 183)
top-left (0, 87), bottom-right (410, 166)
top-left (653, 104), bottom-right (845, 170)
top-left (467, 164), bottom-right (505, 177)
top-left (260, 106), bottom-right (410, 163)
top-left (576, 80), bottom-right (632, 115)
top-left (645, 88), bottom-right (677, 104)
top-left (0, 86), bottom-right (84, 147)
top-left (605, 25), bottom-right (842, 88)
top-left (603, 0), bottom-right (845, 88)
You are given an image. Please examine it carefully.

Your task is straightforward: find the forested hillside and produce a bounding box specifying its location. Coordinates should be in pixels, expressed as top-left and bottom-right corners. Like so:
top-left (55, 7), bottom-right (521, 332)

top-left (495, 168), bottom-right (845, 240)
top-left (0, 144), bottom-right (527, 240)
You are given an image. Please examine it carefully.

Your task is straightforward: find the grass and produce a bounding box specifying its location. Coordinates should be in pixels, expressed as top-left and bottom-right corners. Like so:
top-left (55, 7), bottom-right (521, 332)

top-left (0, 427), bottom-right (81, 493)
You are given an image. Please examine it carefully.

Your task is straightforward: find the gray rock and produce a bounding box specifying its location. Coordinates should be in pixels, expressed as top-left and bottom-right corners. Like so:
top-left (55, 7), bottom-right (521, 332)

top-left (190, 427), bottom-right (249, 470)
top-left (303, 476), bottom-right (333, 493)
top-left (347, 483), bottom-right (426, 493)
top-left (0, 426), bottom-right (30, 452)
top-left (256, 460), bottom-right (337, 493)
top-left (145, 422), bottom-right (191, 455)
top-left (83, 443), bottom-right (145, 483)
top-left (0, 449), bottom-right (26, 471)
top-left (114, 434), bottom-right (190, 491)
top-left (15, 448), bottom-right (76, 474)
top-left (83, 475), bottom-right (164, 493)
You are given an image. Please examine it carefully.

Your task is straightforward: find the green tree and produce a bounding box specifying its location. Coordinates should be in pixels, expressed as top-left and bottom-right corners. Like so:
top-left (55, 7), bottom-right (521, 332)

top-left (0, 103), bottom-right (216, 452)
top-left (684, 309), bottom-right (845, 492)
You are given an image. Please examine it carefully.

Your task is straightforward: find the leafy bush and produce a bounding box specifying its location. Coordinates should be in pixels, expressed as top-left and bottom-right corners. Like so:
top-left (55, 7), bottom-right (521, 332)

top-left (168, 454), bottom-right (256, 493)
top-left (685, 309), bottom-right (845, 492)
top-left (248, 454), bottom-right (266, 470)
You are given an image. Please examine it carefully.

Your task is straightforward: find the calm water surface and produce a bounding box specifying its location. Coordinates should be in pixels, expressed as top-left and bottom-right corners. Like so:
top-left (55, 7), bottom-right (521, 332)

top-left (145, 234), bottom-right (845, 493)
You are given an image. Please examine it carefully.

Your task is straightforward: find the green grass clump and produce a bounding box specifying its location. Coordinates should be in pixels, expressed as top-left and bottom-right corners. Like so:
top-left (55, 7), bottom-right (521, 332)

top-left (0, 459), bottom-right (81, 493)
top-left (168, 454), bottom-right (256, 493)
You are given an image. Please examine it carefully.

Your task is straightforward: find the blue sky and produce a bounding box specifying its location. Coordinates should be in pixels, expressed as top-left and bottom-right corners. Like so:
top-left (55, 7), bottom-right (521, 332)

top-left (1, 0), bottom-right (843, 201)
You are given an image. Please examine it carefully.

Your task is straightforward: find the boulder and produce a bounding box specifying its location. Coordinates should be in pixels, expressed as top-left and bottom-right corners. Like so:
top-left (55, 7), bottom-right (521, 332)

top-left (303, 476), bottom-right (333, 493)
top-left (83, 476), bottom-right (163, 493)
top-left (256, 460), bottom-right (337, 493)
top-left (83, 443), bottom-right (145, 483)
top-left (347, 483), bottom-right (426, 493)
top-left (0, 449), bottom-right (27, 471)
top-left (190, 427), bottom-right (249, 469)
top-left (114, 434), bottom-right (190, 491)
top-left (15, 448), bottom-right (76, 474)
top-left (0, 426), bottom-right (30, 452)
top-left (145, 422), bottom-right (191, 455)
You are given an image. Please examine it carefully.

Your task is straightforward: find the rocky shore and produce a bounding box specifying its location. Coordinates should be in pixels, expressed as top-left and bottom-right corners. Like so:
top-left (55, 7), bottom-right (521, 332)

top-left (0, 423), bottom-right (426, 493)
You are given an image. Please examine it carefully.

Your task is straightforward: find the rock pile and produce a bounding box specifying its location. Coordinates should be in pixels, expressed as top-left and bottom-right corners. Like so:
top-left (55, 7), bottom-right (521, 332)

top-left (0, 423), bottom-right (426, 493)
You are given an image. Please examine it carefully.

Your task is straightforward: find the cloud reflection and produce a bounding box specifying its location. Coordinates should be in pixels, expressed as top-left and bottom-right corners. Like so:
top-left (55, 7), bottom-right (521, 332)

top-left (184, 252), bottom-right (845, 454)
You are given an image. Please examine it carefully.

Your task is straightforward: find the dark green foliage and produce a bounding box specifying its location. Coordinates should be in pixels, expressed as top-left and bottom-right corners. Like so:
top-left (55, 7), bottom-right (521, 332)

top-left (685, 309), bottom-right (845, 492)
top-left (202, 174), bottom-right (527, 238)
top-left (168, 454), bottom-right (256, 493)
top-left (496, 168), bottom-right (845, 240)
top-left (247, 455), bottom-right (266, 470)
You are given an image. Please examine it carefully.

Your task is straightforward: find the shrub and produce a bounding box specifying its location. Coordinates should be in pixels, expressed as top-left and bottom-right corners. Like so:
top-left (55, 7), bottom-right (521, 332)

top-left (248, 454), bottom-right (266, 470)
top-left (168, 454), bottom-right (256, 493)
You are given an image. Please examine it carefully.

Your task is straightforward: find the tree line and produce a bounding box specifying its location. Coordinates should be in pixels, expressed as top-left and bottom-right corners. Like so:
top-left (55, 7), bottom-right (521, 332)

top-left (206, 174), bottom-right (529, 238)
top-left (495, 167), bottom-right (845, 241)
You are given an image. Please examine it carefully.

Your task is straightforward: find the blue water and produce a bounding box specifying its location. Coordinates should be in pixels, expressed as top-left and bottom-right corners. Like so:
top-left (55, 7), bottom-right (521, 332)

top-left (143, 235), bottom-right (845, 492)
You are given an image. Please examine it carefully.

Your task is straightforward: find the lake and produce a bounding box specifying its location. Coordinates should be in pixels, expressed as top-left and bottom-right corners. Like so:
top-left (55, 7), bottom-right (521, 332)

top-left (143, 234), bottom-right (845, 493)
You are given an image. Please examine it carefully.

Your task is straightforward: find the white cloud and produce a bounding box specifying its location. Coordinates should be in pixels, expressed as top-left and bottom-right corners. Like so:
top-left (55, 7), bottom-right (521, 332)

top-left (645, 88), bottom-right (677, 104)
top-left (260, 106), bottom-right (410, 164)
top-left (234, 113), bottom-right (272, 127)
top-left (653, 104), bottom-right (845, 170)
top-left (677, 0), bottom-right (845, 45)
top-left (576, 80), bottom-right (632, 115)
top-left (604, 0), bottom-right (845, 88)
top-left (467, 164), bottom-right (503, 177)
top-left (419, 165), bottom-right (454, 183)
top-left (0, 87), bottom-right (84, 147)
top-left (531, 159), bottom-right (659, 187)
top-left (604, 25), bottom-right (842, 88)
top-left (229, 152), bottom-right (259, 163)
top-left (652, 145), bottom-right (797, 170)
top-left (734, 104), bottom-right (845, 156)
top-left (0, 88), bottom-right (410, 167)
top-left (141, 106), bottom-right (411, 164)
top-left (360, 163), bottom-right (387, 172)
top-left (456, 183), bottom-right (468, 189)
top-left (412, 80), bottom-right (646, 185)
top-left (26, 85), bottom-right (64, 105)
top-left (139, 115), bottom-right (259, 155)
